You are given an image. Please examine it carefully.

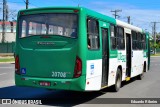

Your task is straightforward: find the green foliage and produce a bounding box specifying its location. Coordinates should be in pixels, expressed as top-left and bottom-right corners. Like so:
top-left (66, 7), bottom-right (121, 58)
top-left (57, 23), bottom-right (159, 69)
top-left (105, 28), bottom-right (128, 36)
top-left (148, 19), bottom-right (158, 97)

top-left (154, 43), bottom-right (158, 48)
top-left (158, 42), bottom-right (160, 48)
top-left (150, 40), bottom-right (160, 49)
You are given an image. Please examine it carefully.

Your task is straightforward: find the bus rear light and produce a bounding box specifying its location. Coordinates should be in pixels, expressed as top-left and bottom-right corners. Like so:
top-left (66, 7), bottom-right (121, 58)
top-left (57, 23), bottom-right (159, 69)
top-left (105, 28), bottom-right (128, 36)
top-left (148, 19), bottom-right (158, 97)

top-left (40, 36), bottom-right (51, 38)
top-left (74, 56), bottom-right (82, 78)
top-left (74, 10), bottom-right (79, 13)
top-left (20, 12), bottom-right (24, 15)
top-left (15, 56), bottom-right (20, 75)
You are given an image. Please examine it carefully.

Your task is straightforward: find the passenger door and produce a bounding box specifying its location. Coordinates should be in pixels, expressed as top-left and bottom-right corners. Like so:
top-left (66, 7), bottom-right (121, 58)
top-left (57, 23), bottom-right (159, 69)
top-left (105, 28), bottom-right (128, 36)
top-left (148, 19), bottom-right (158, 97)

top-left (100, 22), bottom-right (109, 87)
top-left (126, 33), bottom-right (131, 78)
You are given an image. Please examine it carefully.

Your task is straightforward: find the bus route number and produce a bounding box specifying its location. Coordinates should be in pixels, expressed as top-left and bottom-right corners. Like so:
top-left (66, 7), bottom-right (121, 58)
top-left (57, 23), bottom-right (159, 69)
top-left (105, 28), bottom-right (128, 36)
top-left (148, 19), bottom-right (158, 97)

top-left (52, 71), bottom-right (66, 78)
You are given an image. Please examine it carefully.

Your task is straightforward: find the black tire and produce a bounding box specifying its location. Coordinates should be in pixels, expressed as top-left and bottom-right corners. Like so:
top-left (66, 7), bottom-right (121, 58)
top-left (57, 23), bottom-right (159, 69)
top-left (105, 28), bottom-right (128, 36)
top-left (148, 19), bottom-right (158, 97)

top-left (113, 68), bottom-right (122, 92)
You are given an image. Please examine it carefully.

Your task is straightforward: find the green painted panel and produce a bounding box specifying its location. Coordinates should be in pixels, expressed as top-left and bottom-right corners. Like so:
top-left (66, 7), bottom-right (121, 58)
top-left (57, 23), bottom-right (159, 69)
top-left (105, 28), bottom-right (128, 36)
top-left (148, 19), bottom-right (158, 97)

top-left (110, 50), bottom-right (118, 58)
top-left (15, 7), bottom-right (117, 91)
top-left (117, 52), bottom-right (126, 62)
top-left (15, 74), bottom-right (86, 91)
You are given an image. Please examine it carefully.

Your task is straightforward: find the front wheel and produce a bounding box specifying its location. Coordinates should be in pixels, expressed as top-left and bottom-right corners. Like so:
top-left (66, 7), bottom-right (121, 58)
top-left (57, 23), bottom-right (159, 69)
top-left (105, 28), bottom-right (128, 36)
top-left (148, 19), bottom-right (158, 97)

top-left (113, 68), bottom-right (122, 92)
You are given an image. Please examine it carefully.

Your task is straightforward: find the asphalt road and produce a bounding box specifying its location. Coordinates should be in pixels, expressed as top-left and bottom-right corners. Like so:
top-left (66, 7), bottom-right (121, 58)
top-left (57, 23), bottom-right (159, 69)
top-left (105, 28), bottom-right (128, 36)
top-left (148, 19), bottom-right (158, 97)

top-left (0, 57), bottom-right (160, 107)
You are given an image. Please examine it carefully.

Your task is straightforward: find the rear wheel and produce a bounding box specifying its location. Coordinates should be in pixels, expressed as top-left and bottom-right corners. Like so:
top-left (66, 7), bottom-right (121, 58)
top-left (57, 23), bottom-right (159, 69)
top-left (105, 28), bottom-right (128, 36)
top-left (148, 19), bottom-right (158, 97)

top-left (113, 68), bottom-right (122, 92)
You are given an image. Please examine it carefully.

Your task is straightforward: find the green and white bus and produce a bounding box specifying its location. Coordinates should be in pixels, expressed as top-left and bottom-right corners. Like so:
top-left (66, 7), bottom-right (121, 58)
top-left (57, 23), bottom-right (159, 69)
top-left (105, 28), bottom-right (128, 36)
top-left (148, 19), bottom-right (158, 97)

top-left (15, 7), bottom-right (150, 92)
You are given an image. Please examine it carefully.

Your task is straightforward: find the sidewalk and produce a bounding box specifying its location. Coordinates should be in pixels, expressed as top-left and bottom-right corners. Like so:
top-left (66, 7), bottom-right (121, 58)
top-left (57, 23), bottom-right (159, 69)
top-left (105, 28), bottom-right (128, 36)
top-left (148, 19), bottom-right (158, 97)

top-left (0, 56), bottom-right (14, 58)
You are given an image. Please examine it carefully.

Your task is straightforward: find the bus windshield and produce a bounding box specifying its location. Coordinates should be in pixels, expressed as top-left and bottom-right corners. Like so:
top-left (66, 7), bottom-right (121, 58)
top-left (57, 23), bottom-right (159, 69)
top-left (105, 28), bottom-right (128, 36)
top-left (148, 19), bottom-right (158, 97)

top-left (19, 13), bottom-right (78, 38)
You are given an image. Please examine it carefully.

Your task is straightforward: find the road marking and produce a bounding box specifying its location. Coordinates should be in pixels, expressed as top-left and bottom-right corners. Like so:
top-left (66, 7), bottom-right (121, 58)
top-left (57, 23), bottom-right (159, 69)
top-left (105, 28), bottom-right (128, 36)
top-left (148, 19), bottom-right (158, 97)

top-left (0, 73), bottom-right (7, 76)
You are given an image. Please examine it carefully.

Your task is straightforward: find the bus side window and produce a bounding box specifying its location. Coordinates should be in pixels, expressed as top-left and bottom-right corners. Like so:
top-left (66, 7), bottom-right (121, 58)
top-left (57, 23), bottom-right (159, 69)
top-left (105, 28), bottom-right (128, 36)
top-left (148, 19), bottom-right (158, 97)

top-left (142, 34), bottom-right (146, 50)
top-left (87, 18), bottom-right (100, 49)
top-left (21, 20), bottom-right (27, 38)
top-left (117, 27), bottom-right (125, 50)
top-left (110, 25), bottom-right (116, 50)
top-left (132, 31), bottom-right (137, 50)
top-left (137, 33), bottom-right (142, 49)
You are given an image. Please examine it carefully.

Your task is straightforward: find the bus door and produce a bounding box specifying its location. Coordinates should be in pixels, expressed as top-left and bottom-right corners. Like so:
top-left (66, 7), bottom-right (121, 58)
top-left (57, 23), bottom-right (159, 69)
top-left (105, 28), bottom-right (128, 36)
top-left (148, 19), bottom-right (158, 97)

top-left (147, 33), bottom-right (150, 70)
top-left (100, 21), bottom-right (109, 87)
top-left (125, 30), bottom-right (132, 79)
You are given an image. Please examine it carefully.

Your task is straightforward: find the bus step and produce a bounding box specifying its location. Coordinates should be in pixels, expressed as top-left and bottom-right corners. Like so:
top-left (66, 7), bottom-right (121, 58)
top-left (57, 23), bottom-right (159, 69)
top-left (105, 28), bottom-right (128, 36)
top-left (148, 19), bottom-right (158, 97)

top-left (125, 77), bottom-right (130, 81)
top-left (101, 85), bottom-right (108, 89)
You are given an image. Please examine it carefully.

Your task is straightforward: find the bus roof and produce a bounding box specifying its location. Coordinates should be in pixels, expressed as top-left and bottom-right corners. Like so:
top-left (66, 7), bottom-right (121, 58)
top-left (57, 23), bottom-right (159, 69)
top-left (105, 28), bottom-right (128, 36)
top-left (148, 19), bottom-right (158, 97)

top-left (18, 6), bottom-right (145, 33)
top-left (116, 19), bottom-right (143, 33)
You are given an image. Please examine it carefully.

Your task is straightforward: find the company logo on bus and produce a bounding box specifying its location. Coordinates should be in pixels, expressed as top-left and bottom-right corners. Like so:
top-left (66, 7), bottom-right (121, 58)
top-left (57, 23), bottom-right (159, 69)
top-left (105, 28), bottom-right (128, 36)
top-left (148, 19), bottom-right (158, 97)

top-left (37, 42), bottom-right (55, 45)
top-left (90, 64), bottom-right (94, 75)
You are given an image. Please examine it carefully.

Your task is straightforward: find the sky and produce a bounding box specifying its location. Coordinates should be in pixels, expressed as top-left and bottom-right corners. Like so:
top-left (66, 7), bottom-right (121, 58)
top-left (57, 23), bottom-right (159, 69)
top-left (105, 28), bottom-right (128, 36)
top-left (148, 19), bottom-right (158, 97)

top-left (1, 0), bottom-right (160, 33)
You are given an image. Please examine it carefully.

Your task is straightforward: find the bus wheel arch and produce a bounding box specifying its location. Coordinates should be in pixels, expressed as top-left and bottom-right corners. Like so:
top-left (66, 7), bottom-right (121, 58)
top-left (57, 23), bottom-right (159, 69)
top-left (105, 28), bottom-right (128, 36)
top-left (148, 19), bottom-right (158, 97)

top-left (137, 62), bottom-right (146, 80)
top-left (113, 66), bottom-right (122, 92)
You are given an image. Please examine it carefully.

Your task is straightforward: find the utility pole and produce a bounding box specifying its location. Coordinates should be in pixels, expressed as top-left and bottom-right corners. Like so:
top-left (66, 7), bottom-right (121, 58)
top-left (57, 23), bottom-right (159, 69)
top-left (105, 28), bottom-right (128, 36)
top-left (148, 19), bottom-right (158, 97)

top-left (151, 22), bottom-right (160, 54)
top-left (111, 9), bottom-right (122, 19)
top-left (2, 0), bottom-right (7, 43)
top-left (25, 0), bottom-right (29, 9)
top-left (6, 5), bottom-right (9, 21)
top-left (26, 0), bottom-right (29, 9)
top-left (127, 16), bottom-right (130, 24)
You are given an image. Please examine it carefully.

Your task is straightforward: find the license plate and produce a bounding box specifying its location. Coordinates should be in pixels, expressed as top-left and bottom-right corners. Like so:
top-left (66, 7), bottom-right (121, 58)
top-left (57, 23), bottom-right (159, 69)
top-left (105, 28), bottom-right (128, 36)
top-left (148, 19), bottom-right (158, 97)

top-left (39, 81), bottom-right (51, 86)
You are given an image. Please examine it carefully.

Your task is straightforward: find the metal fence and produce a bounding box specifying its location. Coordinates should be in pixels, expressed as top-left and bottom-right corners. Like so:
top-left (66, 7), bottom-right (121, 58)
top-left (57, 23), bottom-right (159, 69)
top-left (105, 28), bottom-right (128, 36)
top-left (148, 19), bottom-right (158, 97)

top-left (0, 42), bottom-right (15, 53)
top-left (151, 48), bottom-right (160, 53)
top-left (156, 49), bottom-right (160, 52)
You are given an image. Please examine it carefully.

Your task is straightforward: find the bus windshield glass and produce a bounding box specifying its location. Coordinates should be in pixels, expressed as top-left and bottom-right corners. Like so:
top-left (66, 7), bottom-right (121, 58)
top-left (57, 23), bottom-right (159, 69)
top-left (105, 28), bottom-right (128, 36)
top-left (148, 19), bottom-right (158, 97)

top-left (19, 13), bottom-right (78, 38)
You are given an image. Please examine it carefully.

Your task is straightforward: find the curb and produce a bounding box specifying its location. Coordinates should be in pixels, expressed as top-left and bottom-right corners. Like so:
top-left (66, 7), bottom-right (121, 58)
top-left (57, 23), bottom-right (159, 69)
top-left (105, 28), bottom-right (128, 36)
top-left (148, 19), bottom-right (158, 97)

top-left (151, 56), bottom-right (160, 57)
top-left (0, 57), bottom-right (14, 58)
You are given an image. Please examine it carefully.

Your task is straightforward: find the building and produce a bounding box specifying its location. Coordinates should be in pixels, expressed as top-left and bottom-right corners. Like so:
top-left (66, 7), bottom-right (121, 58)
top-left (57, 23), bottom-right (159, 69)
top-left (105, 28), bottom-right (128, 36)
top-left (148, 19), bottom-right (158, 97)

top-left (0, 21), bottom-right (16, 43)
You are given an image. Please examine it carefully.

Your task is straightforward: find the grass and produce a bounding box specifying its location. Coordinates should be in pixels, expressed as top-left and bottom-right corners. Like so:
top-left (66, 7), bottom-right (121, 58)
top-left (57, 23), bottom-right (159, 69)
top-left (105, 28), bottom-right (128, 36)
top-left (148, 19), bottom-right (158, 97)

top-left (0, 58), bottom-right (15, 62)
top-left (151, 53), bottom-right (160, 56)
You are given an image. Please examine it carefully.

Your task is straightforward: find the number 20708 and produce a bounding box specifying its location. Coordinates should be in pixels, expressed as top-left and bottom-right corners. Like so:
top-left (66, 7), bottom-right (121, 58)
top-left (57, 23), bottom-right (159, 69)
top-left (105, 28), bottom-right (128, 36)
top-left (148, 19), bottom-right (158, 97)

top-left (52, 72), bottom-right (66, 78)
